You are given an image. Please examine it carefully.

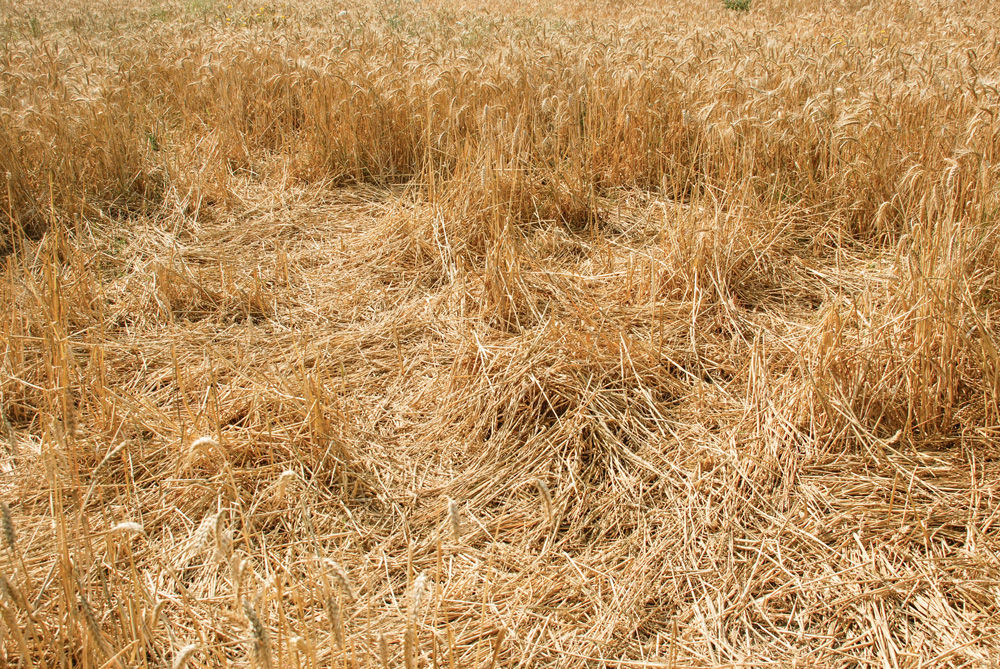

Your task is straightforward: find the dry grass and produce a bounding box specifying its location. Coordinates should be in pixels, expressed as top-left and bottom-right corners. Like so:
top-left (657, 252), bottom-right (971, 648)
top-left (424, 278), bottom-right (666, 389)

top-left (2, 0), bottom-right (1000, 666)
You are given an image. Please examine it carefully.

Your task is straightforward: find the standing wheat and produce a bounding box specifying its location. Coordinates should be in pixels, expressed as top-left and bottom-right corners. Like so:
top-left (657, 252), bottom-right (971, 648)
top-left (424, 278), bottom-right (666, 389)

top-left (323, 558), bottom-right (356, 602)
top-left (448, 497), bottom-right (461, 543)
top-left (243, 599), bottom-right (273, 669)
top-left (0, 502), bottom-right (15, 553)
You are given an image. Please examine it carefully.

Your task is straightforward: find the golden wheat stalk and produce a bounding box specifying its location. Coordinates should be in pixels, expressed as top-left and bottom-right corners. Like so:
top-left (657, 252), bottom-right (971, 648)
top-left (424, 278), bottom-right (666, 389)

top-left (0, 502), bottom-right (15, 553)
top-left (322, 558), bottom-right (356, 602)
top-left (243, 599), bottom-right (273, 669)
top-left (447, 496), bottom-right (461, 543)
top-left (172, 644), bottom-right (199, 669)
top-left (534, 479), bottom-right (554, 528)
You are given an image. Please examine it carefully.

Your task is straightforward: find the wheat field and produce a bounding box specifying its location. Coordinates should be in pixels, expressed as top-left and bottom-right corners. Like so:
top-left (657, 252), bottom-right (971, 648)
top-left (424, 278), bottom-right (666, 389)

top-left (2, 0), bottom-right (1000, 666)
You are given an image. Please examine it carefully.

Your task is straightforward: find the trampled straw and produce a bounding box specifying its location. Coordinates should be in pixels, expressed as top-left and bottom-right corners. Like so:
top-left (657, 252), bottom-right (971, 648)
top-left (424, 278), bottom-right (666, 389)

top-left (2, 0), bottom-right (1000, 666)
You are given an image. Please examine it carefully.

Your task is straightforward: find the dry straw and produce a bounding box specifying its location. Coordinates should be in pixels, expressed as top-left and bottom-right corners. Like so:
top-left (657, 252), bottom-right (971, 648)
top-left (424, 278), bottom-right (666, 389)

top-left (3, 0), bottom-right (1000, 665)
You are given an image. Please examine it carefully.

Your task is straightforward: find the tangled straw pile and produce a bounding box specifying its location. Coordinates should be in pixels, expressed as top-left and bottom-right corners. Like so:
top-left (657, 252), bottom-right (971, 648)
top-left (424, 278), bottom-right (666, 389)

top-left (2, 0), bottom-right (1000, 665)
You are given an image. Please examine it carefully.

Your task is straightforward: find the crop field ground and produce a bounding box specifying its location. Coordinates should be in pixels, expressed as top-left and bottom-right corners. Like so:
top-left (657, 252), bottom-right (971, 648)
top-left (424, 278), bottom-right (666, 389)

top-left (2, 0), bottom-right (1000, 666)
